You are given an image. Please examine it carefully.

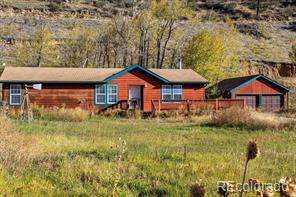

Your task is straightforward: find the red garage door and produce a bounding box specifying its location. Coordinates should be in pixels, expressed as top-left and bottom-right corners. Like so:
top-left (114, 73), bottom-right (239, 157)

top-left (236, 95), bottom-right (257, 108)
top-left (262, 95), bottom-right (282, 111)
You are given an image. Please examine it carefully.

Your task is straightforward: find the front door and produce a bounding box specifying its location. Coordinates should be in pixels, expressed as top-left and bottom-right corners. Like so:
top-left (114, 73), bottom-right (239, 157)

top-left (129, 86), bottom-right (142, 110)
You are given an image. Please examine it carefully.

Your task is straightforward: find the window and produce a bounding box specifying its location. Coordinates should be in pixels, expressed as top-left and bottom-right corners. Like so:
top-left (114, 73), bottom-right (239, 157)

top-left (107, 84), bottom-right (118, 104)
top-left (10, 84), bottom-right (22, 105)
top-left (173, 85), bottom-right (182, 100)
top-left (161, 85), bottom-right (183, 101)
top-left (95, 84), bottom-right (106, 104)
top-left (162, 85), bottom-right (171, 100)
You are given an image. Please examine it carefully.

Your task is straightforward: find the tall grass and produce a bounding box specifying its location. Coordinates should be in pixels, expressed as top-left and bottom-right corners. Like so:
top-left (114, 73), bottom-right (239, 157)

top-left (0, 115), bottom-right (41, 171)
top-left (11, 117), bottom-right (296, 196)
top-left (212, 107), bottom-right (296, 130)
top-left (33, 106), bottom-right (90, 122)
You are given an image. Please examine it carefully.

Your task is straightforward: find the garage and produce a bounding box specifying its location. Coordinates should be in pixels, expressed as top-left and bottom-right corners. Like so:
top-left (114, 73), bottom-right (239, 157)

top-left (236, 95), bottom-right (257, 108)
top-left (261, 95), bottom-right (282, 111)
top-left (216, 74), bottom-right (290, 111)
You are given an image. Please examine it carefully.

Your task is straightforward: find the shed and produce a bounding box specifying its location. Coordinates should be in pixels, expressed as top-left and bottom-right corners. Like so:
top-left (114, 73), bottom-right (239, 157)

top-left (216, 75), bottom-right (290, 110)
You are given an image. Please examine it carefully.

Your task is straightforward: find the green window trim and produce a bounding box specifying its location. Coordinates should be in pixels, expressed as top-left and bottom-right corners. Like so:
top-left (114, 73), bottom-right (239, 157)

top-left (9, 84), bottom-right (22, 106)
top-left (94, 84), bottom-right (118, 105)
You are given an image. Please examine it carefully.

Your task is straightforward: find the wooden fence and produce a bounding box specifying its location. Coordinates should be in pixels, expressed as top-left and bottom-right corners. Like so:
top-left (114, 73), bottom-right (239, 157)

top-left (151, 99), bottom-right (246, 113)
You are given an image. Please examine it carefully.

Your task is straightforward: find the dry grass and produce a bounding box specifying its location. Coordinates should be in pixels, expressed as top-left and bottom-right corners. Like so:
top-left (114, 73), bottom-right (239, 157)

top-left (212, 107), bottom-right (296, 130)
top-left (102, 108), bottom-right (142, 119)
top-left (32, 106), bottom-right (90, 122)
top-left (0, 115), bottom-right (42, 171)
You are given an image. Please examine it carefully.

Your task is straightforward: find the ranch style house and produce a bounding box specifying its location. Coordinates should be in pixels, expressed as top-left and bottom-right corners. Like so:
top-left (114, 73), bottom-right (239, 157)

top-left (0, 65), bottom-right (208, 112)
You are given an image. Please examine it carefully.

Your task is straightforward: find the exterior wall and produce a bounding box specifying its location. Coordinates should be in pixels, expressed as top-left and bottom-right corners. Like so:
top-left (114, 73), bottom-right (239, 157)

top-left (3, 83), bottom-right (97, 110)
top-left (2, 68), bottom-right (206, 112)
top-left (230, 78), bottom-right (288, 108)
top-left (109, 68), bottom-right (206, 112)
top-left (232, 78), bottom-right (285, 95)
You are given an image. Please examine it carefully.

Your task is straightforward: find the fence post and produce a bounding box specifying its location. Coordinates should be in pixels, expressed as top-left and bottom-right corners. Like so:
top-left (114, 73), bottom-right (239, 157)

top-left (215, 99), bottom-right (219, 111)
top-left (187, 99), bottom-right (190, 113)
top-left (158, 99), bottom-right (161, 113)
top-left (243, 99), bottom-right (246, 109)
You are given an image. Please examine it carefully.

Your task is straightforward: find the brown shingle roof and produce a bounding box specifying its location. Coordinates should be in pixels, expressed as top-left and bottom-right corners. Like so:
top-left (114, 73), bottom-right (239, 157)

top-left (0, 66), bottom-right (208, 83)
top-left (217, 75), bottom-right (259, 93)
top-left (150, 68), bottom-right (208, 83)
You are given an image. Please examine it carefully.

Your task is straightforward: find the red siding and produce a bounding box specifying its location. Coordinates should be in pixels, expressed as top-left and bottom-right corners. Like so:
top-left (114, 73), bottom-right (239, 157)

top-left (2, 68), bottom-right (206, 112)
top-left (232, 78), bottom-right (285, 95)
top-left (3, 83), bottom-right (97, 110)
top-left (231, 78), bottom-right (288, 108)
top-left (109, 68), bottom-right (205, 112)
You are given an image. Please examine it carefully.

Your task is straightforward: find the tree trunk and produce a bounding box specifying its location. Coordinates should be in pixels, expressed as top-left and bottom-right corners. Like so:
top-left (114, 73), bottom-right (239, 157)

top-left (256, 0), bottom-right (260, 18)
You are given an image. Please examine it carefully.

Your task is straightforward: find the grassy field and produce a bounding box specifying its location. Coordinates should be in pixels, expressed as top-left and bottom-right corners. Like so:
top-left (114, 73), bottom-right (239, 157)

top-left (0, 116), bottom-right (295, 196)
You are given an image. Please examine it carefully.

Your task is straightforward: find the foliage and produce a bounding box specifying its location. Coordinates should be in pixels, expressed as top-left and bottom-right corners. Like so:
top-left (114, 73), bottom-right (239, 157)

top-left (150, 0), bottom-right (193, 68)
top-left (183, 22), bottom-right (246, 85)
top-left (10, 27), bottom-right (57, 67)
top-left (59, 26), bottom-right (97, 67)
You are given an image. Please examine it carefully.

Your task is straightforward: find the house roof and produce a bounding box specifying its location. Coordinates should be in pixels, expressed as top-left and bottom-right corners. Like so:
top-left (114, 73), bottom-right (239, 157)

top-left (0, 65), bottom-right (208, 84)
top-left (217, 74), bottom-right (290, 93)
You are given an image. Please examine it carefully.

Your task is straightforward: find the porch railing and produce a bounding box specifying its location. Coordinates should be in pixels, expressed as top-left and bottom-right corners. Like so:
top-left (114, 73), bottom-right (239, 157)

top-left (151, 99), bottom-right (246, 113)
top-left (101, 100), bottom-right (138, 112)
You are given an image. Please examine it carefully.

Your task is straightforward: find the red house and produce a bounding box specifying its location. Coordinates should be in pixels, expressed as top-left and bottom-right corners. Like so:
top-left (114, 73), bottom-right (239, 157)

top-left (0, 65), bottom-right (208, 112)
top-left (217, 74), bottom-right (290, 110)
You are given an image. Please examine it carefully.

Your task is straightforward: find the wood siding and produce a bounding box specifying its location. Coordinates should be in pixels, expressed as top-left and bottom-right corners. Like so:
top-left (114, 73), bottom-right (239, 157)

top-left (231, 78), bottom-right (288, 109)
top-left (109, 68), bottom-right (205, 112)
top-left (2, 68), bottom-right (206, 112)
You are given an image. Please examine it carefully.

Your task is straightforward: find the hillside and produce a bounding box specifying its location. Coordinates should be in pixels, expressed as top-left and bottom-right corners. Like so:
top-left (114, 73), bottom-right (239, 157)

top-left (1, 0), bottom-right (296, 62)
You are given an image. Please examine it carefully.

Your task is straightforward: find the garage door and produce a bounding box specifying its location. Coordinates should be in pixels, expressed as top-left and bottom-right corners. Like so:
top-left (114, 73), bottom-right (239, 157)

top-left (236, 95), bottom-right (257, 109)
top-left (261, 95), bottom-right (282, 111)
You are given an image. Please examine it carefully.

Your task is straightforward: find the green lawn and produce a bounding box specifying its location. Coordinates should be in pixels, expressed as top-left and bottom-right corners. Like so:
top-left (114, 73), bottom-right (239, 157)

top-left (1, 117), bottom-right (295, 196)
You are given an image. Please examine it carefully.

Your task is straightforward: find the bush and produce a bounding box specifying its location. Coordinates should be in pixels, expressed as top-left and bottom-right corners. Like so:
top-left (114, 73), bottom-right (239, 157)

top-left (212, 106), bottom-right (252, 127)
top-left (33, 106), bottom-right (90, 122)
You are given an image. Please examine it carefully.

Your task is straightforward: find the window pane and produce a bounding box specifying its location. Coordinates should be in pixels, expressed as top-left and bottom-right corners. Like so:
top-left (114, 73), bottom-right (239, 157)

top-left (11, 95), bottom-right (21, 104)
top-left (96, 85), bottom-right (105, 94)
top-left (174, 94), bottom-right (182, 100)
top-left (173, 85), bottom-right (182, 94)
top-left (108, 95), bottom-right (117, 103)
top-left (162, 85), bottom-right (171, 94)
top-left (108, 85), bottom-right (117, 94)
top-left (96, 95), bottom-right (105, 103)
top-left (11, 85), bottom-right (21, 94)
top-left (162, 94), bottom-right (171, 100)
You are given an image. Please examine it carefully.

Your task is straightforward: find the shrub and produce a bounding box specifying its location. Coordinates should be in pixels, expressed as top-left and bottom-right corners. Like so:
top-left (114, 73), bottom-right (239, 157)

top-left (212, 106), bottom-right (252, 127)
top-left (33, 106), bottom-right (90, 122)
